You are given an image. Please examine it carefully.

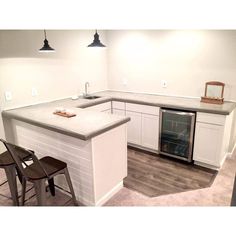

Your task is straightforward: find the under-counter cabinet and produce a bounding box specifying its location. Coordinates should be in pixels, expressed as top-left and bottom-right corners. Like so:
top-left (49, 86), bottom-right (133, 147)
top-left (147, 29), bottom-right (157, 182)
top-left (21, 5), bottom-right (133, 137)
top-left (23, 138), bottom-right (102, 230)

top-left (141, 113), bottom-right (159, 150)
top-left (193, 112), bottom-right (233, 169)
top-left (84, 102), bottom-right (112, 113)
top-left (112, 101), bottom-right (159, 151)
top-left (112, 101), bottom-right (126, 116)
top-left (126, 111), bottom-right (142, 145)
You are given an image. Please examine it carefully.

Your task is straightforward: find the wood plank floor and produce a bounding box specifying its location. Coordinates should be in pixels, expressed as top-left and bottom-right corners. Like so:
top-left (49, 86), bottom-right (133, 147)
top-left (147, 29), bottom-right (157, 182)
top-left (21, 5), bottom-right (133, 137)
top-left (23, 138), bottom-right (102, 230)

top-left (0, 147), bottom-right (218, 206)
top-left (124, 147), bottom-right (217, 197)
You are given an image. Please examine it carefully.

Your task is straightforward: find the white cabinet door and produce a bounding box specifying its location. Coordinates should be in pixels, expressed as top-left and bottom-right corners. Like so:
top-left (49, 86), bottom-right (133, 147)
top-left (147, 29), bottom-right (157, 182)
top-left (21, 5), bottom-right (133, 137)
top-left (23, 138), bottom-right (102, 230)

top-left (126, 111), bottom-right (142, 146)
top-left (141, 114), bottom-right (159, 150)
top-left (193, 122), bottom-right (224, 167)
top-left (102, 109), bottom-right (112, 114)
top-left (112, 101), bottom-right (125, 110)
top-left (85, 102), bottom-right (111, 112)
top-left (112, 109), bottom-right (125, 116)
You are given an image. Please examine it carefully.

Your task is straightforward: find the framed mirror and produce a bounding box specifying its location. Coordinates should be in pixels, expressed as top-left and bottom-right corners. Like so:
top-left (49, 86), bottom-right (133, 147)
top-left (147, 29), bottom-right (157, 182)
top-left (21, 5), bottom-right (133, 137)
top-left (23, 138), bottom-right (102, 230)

top-left (201, 81), bottom-right (225, 104)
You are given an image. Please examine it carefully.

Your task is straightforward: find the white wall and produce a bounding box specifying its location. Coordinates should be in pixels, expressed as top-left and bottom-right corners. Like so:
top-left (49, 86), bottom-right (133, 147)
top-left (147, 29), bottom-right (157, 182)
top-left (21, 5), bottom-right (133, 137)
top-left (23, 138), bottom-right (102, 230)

top-left (0, 30), bottom-right (108, 109)
top-left (106, 30), bottom-right (236, 152)
top-left (107, 30), bottom-right (236, 101)
top-left (0, 30), bottom-right (108, 152)
top-left (1, 30), bottom-right (236, 154)
top-left (230, 110), bottom-right (236, 152)
top-left (0, 108), bottom-right (5, 152)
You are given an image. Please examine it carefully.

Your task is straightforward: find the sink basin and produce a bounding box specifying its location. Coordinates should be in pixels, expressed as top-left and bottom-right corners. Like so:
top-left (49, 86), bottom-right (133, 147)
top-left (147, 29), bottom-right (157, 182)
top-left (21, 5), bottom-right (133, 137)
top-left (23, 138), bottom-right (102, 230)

top-left (83, 95), bottom-right (101, 100)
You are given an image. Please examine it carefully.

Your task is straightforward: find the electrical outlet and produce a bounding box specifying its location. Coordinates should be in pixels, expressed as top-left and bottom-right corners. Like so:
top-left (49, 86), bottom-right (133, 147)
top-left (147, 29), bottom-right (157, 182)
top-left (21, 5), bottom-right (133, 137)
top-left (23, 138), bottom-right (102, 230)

top-left (5, 91), bottom-right (12, 101)
top-left (32, 88), bottom-right (38, 97)
top-left (161, 80), bottom-right (167, 88)
top-left (122, 78), bottom-right (128, 86)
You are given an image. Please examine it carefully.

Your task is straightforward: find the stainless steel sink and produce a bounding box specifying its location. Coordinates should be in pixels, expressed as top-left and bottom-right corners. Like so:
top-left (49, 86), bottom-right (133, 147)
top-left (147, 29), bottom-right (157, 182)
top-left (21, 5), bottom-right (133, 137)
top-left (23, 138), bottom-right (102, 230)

top-left (83, 95), bottom-right (101, 100)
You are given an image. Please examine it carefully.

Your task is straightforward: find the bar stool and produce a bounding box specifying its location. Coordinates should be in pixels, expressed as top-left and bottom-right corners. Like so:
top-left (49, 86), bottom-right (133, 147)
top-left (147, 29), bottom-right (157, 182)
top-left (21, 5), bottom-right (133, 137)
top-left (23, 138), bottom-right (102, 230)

top-left (1, 139), bottom-right (78, 206)
top-left (0, 151), bottom-right (19, 206)
top-left (0, 144), bottom-right (34, 206)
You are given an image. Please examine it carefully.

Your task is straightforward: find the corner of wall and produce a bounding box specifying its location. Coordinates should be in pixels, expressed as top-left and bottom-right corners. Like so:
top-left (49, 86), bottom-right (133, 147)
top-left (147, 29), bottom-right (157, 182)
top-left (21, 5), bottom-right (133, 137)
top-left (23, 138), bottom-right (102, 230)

top-left (0, 108), bottom-right (6, 153)
top-left (229, 108), bottom-right (236, 153)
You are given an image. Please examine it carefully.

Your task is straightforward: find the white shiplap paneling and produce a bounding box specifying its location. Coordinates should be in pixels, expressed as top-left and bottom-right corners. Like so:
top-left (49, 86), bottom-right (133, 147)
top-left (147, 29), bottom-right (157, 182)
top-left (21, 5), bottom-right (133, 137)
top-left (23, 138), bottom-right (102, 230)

top-left (12, 119), bottom-right (95, 205)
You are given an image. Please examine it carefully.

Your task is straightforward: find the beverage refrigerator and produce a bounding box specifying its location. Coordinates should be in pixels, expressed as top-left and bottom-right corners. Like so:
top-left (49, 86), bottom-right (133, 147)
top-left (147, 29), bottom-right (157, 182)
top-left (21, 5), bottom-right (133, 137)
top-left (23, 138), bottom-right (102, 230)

top-left (159, 108), bottom-right (196, 162)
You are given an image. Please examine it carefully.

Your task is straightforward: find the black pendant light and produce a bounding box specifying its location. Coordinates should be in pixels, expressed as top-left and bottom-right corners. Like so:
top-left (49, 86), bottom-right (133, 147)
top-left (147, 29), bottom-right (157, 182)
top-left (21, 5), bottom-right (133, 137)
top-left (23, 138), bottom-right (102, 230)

top-left (88, 30), bottom-right (106, 47)
top-left (39, 30), bottom-right (55, 52)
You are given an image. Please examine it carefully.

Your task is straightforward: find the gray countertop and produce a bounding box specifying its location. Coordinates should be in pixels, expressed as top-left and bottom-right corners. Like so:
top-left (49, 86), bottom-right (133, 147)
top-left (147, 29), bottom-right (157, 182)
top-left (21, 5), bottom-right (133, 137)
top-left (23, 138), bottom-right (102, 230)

top-left (94, 90), bottom-right (236, 115)
top-left (2, 90), bottom-right (235, 141)
top-left (2, 99), bottom-right (130, 141)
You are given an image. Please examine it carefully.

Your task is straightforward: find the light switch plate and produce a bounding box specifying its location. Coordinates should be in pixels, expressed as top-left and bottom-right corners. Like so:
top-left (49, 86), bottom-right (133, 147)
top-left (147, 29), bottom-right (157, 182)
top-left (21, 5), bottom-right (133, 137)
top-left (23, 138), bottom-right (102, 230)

top-left (5, 91), bottom-right (12, 101)
top-left (161, 80), bottom-right (167, 88)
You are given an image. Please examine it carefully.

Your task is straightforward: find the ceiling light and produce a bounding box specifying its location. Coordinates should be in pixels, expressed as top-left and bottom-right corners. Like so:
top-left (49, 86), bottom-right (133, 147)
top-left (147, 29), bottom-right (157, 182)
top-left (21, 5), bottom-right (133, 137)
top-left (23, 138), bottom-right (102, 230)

top-left (88, 30), bottom-right (106, 47)
top-left (39, 30), bottom-right (55, 52)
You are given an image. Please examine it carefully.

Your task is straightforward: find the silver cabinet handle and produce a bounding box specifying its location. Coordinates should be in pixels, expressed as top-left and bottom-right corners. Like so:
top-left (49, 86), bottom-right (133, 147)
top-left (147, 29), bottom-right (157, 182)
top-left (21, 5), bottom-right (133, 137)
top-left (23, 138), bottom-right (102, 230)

top-left (161, 109), bottom-right (195, 116)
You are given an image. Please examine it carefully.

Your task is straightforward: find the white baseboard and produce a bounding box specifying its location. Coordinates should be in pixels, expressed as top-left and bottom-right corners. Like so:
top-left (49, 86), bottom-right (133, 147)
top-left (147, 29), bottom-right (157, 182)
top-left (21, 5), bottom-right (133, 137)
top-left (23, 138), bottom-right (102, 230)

top-left (95, 181), bottom-right (123, 206)
top-left (128, 143), bottom-right (158, 154)
top-left (195, 151), bottom-right (233, 171)
top-left (228, 142), bottom-right (236, 159)
top-left (194, 161), bottom-right (220, 171)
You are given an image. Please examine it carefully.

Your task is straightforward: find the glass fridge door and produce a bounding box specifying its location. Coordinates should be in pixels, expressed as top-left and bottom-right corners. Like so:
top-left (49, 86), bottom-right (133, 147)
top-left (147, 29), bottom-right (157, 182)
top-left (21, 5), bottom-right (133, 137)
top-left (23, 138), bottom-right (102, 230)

top-left (160, 109), bottom-right (195, 161)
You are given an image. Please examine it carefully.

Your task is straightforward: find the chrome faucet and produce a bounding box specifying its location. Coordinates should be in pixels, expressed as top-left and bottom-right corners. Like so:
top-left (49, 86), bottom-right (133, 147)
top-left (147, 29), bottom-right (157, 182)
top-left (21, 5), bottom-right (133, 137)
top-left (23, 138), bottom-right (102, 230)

top-left (84, 82), bottom-right (90, 97)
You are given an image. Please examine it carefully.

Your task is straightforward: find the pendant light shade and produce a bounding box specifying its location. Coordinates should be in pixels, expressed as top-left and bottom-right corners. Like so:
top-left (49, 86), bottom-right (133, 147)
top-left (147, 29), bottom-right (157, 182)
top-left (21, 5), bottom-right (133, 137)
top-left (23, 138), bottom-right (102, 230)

top-left (88, 30), bottom-right (106, 47)
top-left (39, 30), bottom-right (55, 52)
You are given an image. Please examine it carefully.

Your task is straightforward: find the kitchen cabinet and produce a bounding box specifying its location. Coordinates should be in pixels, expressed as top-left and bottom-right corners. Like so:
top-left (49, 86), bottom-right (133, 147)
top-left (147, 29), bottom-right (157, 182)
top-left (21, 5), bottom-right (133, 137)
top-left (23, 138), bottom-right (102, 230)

top-left (126, 111), bottom-right (142, 146)
top-left (141, 113), bottom-right (159, 150)
top-left (112, 101), bottom-right (126, 116)
top-left (112, 101), bottom-right (126, 110)
top-left (193, 122), bottom-right (223, 166)
top-left (113, 109), bottom-right (125, 116)
top-left (193, 112), bottom-right (233, 168)
top-left (112, 101), bottom-right (160, 151)
top-left (85, 102), bottom-right (111, 112)
top-left (102, 109), bottom-right (112, 114)
top-left (125, 103), bottom-right (159, 151)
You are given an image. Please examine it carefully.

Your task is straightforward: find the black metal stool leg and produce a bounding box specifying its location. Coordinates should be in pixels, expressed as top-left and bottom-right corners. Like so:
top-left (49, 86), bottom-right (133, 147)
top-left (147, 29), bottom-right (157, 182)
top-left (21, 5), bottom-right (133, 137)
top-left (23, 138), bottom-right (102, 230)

top-left (48, 178), bottom-right (55, 196)
top-left (34, 179), bottom-right (46, 206)
top-left (15, 166), bottom-right (23, 184)
top-left (4, 165), bottom-right (19, 206)
top-left (64, 167), bottom-right (77, 206)
top-left (21, 178), bottom-right (26, 206)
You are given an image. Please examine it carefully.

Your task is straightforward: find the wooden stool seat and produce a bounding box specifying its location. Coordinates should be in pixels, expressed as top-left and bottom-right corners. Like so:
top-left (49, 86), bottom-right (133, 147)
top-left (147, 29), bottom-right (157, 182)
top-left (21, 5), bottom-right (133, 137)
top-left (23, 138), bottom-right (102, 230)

top-left (24, 156), bottom-right (67, 180)
top-left (0, 148), bottom-right (33, 166)
top-left (0, 151), bottom-right (14, 166)
top-left (0, 148), bottom-right (34, 206)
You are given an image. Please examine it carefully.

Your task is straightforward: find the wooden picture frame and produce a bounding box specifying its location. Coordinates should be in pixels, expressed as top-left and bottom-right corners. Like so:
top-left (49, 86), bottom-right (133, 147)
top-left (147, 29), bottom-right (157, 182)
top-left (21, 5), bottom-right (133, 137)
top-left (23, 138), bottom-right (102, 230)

top-left (201, 81), bottom-right (225, 105)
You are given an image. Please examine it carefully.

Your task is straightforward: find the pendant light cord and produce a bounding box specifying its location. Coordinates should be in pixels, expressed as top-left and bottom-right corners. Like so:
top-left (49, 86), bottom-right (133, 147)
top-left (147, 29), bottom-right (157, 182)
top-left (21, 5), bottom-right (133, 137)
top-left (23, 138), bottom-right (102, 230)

top-left (44, 29), bottom-right (47, 39)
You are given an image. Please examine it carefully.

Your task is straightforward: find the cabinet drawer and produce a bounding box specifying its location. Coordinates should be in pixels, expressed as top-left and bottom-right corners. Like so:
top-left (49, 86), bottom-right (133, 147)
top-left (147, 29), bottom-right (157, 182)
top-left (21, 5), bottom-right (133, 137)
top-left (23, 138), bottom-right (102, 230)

top-left (112, 101), bottom-right (125, 110)
top-left (196, 112), bottom-right (226, 126)
top-left (126, 103), bottom-right (159, 116)
top-left (113, 109), bottom-right (125, 116)
top-left (102, 109), bottom-right (112, 114)
top-left (85, 102), bottom-right (111, 112)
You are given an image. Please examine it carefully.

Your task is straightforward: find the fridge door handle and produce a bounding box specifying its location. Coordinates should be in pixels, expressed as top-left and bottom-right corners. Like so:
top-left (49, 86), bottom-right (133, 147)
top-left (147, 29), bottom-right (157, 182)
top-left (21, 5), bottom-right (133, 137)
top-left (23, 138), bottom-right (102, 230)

top-left (161, 109), bottom-right (195, 116)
